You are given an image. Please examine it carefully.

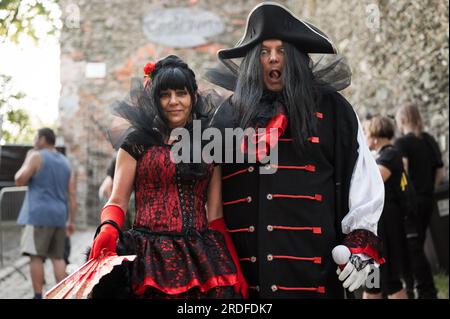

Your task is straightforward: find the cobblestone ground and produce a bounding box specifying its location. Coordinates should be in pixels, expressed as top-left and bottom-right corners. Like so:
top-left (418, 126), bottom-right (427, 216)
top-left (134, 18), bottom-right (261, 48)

top-left (0, 228), bottom-right (95, 299)
top-left (1, 223), bottom-right (24, 267)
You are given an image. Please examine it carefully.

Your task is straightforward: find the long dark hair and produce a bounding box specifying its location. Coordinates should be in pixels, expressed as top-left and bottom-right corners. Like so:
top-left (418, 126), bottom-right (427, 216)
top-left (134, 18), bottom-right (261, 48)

top-left (231, 42), bottom-right (318, 156)
top-left (149, 55), bottom-right (214, 179)
top-left (112, 55), bottom-right (216, 180)
top-left (149, 55), bottom-right (213, 137)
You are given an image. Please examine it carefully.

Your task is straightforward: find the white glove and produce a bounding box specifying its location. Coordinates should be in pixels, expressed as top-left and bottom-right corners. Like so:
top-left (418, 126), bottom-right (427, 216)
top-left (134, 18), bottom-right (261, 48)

top-left (336, 257), bottom-right (371, 292)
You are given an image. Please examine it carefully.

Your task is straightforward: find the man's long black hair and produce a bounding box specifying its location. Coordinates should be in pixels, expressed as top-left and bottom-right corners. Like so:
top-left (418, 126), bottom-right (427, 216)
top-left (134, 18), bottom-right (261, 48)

top-left (231, 42), bottom-right (319, 157)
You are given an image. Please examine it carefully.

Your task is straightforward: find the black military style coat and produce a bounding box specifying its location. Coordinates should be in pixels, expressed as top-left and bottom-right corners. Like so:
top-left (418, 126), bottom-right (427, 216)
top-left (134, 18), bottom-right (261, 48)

top-left (211, 91), bottom-right (360, 299)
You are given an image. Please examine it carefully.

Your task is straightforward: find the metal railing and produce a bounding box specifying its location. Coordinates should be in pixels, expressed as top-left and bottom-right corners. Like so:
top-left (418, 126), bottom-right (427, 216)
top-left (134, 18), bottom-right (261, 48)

top-left (0, 186), bottom-right (27, 266)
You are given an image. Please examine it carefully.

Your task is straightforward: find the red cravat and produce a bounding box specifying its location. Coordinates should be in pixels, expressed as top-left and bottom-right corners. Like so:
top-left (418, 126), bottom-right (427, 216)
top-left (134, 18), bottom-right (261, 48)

top-left (241, 112), bottom-right (288, 161)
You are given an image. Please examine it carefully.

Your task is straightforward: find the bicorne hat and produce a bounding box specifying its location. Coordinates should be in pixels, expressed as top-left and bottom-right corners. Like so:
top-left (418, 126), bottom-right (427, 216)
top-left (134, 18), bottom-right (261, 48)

top-left (218, 2), bottom-right (337, 60)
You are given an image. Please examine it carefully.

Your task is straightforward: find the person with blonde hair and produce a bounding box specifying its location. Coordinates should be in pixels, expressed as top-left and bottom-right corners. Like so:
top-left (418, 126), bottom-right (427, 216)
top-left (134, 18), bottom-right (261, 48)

top-left (362, 115), bottom-right (409, 299)
top-left (395, 103), bottom-right (444, 299)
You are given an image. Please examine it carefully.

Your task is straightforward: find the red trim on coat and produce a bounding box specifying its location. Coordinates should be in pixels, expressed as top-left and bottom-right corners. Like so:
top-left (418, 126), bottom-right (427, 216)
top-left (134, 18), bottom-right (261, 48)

top-left (133, 273), bottom-right (238, 295)
top-left (228, 227), bottom-right (252, 233)
top-left (275, 285), bottom-right (326, 293)
top-left (349, 247), bottom-right (386, 265)
top-left (308, 137), bottom-right (320, 144)
top-left (223, 197), bottom-right (252, 206)
top-left (272, 226), bottom-right (322, 234)
top-left (272, 193), bottom-right (323, 202)
top-left (222, 169), bottom-right (250, 181)
top-left (272, 255), bottom-right (322, 264)
top-left (279, 136), bottom-right (321, 143)
top-left (270, 164), bottom-right (316, 172)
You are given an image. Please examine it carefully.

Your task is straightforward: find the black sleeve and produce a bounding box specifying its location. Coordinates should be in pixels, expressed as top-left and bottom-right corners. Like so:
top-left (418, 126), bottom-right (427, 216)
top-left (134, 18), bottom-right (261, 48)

top-left (422, 133), bottom-right (444, 169)
top-left (327, 92), bottom-right (359, 237)
top-left (120, 143), bottom-right (145, 161)
top-left (120, 131), bottom-right (147, 161)
top-left (393, 136), bottom-right (409, 159)
top-left (209, 98), bottom-right (236, 131)
top-left (106, 157), bottom-right (117, 179)
top-left (377, 147), bottom-right (401, 174)
top-left (209, 98), bottom-right (236, 166)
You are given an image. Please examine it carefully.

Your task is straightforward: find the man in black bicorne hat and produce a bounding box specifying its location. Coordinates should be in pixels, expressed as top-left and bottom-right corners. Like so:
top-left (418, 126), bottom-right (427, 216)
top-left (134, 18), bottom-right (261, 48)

top-left (209, 2), bottom-right (386, 299)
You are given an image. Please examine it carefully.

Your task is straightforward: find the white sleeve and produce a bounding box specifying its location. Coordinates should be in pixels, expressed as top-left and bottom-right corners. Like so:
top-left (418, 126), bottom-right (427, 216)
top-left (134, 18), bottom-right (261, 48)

top-left (341, 113), bottom-right (384, 235)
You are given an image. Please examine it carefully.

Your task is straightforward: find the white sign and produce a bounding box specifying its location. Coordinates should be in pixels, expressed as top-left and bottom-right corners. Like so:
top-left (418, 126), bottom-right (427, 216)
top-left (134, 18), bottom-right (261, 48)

top-left (85, 63), bottom-right (106, 78)
top-left (142, 8), bottom-right (224, 48)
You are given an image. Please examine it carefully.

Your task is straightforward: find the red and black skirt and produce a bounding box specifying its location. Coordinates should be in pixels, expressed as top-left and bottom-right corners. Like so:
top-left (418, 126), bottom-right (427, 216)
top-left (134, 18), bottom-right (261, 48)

top-left (91, 227), bottom-right (241, 299)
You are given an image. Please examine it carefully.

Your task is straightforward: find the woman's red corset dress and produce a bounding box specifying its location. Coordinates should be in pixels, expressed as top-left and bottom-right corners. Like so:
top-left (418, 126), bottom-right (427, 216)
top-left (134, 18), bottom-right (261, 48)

top-left (122, 144), bottom-right (238, 297)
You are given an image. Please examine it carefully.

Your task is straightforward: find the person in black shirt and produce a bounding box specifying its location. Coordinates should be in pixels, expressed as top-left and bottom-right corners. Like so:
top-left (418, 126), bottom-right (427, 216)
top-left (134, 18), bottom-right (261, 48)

top-left (362, 116), bottom-right (409, 299)
top-left (395, 103), bottom-right (444, 299)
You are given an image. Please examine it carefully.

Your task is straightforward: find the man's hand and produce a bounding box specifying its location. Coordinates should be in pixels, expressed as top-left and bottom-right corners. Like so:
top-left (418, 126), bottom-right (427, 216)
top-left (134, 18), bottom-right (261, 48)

top-left (332, 245), bottom-right (372, 292)
top-left (336, 255), bottom-right (371, 292)
top-left (66, 221), bottom-right (75, 236)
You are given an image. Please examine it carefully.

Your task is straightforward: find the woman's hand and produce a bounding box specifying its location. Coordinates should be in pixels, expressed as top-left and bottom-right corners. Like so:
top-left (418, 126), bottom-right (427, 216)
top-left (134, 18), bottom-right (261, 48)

top-left (89, 224), bottom-right (119, 259)
top-left (89, 205), bottom-right (125, 260)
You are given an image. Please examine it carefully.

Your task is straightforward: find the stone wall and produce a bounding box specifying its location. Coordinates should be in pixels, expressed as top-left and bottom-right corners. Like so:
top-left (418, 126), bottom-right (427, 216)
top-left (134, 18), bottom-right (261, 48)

top-left (291, 0), bottom-right (448, 167)
top-left (58, 0), bottom-right (449, 226)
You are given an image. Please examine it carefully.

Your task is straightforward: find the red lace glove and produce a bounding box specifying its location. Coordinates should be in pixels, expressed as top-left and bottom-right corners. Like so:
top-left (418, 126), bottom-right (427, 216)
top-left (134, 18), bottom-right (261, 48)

top-left (89, 205), bottom-right (125, 260)
top-left (209, 218), bottom-right (249, 299)
top-left (241, 112), bottom-right (288, 162)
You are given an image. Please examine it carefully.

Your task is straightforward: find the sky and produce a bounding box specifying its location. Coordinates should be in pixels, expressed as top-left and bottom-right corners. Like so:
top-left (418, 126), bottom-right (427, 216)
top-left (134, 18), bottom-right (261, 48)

top-left (0, 36), bottom-right (61, 127)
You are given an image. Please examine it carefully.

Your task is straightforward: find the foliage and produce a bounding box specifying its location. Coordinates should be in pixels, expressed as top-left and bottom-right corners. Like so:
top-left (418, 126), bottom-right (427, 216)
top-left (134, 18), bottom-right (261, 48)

top-left (0, 0), bottom-right (60, 44)
top-left (0, 0), bottom-right (60, 143)
top-left (0, 74), bottom-right (34, 143)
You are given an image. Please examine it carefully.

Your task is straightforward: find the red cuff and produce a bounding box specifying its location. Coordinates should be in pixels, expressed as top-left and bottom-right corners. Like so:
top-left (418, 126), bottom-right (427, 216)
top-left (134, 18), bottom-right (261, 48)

top-left (343, 229), bottom-right (385, 265)
top-left (209, 217), bottom-right (227, 233)
top-left (101, 205), bottom-right (125, 229)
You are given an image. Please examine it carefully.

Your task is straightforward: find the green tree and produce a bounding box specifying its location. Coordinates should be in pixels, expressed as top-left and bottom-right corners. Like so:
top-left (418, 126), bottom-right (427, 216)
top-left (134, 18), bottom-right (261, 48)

top-left (0, 0), bottom-right (60, 44)
top-left (0, 74), bottom-right (34, 143)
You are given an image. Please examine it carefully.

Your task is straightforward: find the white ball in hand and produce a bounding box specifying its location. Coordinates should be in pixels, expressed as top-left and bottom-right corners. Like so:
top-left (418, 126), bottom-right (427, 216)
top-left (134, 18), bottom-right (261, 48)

top-left (332, 245), bottom-right (351, 265)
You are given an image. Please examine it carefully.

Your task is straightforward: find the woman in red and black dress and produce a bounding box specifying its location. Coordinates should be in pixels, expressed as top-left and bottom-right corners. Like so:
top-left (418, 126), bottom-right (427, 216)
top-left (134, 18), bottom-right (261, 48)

top-left (88, 55), bottom-right (248, 298)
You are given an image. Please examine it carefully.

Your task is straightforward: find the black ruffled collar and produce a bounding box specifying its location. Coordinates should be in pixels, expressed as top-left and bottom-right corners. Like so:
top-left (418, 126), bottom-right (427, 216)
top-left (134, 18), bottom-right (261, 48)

top-left (250, 90), bottom-right (286, 128)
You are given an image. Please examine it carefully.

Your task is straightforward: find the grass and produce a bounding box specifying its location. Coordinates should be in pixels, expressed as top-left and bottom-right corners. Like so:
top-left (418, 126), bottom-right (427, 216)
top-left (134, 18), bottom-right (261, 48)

top-left (435, 272), bottom-right (449, 299)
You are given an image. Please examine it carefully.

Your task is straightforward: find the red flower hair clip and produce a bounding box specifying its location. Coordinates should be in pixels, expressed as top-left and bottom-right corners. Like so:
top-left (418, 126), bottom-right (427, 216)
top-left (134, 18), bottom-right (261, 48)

top-left (143, 62), bottom-right (156, 77)
top-left (143, 61), bottom-right (156, 88)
